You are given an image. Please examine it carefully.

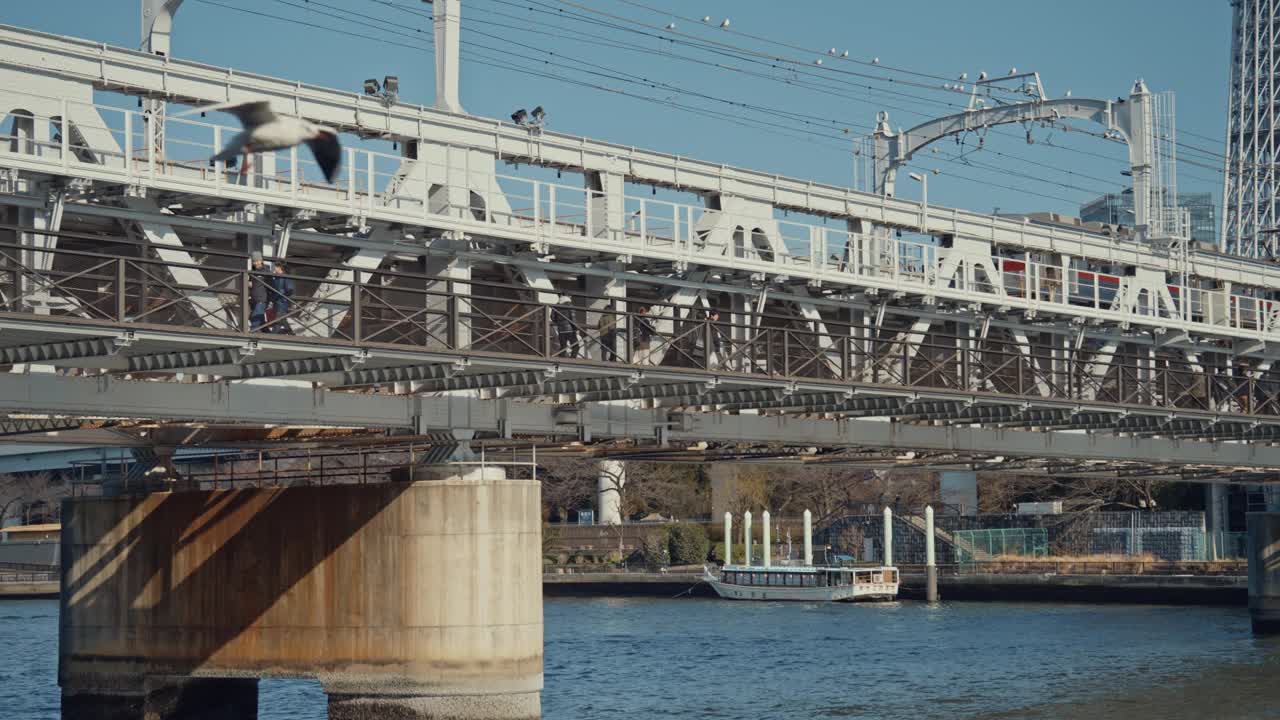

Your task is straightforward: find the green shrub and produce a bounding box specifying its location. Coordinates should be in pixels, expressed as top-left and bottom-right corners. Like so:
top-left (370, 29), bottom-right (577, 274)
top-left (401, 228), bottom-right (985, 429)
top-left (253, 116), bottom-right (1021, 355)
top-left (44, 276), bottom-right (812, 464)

top-left (712, 542), bottom-right (749, 565)
top-left (666, 523), bottom-right (710, 565)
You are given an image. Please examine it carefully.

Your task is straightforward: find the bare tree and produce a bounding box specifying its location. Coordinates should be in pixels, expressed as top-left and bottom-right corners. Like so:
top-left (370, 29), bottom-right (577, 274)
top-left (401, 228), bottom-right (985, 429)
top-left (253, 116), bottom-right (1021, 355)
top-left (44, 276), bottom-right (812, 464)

top-left (0, 472), bottom-right (67, 526)
top-left (979, 472), bottom-right (1166, 514)
top-left (727, 465), bottom-right (936, 525)
top-left (536, 457), bottom-right (597, 521)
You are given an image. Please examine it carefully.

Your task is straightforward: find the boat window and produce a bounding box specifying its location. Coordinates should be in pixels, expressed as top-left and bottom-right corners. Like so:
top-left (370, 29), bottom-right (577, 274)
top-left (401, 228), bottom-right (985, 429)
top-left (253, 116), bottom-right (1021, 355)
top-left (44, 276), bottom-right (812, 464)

top-left (803, 574), bottom-right (815, 587)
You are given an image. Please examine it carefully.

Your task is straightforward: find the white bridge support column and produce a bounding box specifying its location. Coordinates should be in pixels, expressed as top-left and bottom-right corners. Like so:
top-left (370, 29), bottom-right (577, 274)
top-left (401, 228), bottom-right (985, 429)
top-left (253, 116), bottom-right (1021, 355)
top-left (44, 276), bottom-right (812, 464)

top-left (925, 505), bottom-right (939, 603)
top-left (802, 509), bottom-right (812, 567)
top-left (761, 510), bottom-right (771, 568)
top-left (723, 512), bottom-right (732, 567)
top-left (883, 506), bottom-right (893, 566)
top-left (1206, 482), bottom-right (1230, 560)
top-left (743, 511), bottom-right (753, 566)
top-left (596, 459), bottom-right (625, 525)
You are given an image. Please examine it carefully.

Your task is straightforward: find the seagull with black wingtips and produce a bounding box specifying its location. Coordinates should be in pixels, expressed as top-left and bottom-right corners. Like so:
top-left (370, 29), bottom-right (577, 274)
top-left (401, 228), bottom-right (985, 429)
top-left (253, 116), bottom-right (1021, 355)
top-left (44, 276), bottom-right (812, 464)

top-left (180, 100), bottom-right (342, 183)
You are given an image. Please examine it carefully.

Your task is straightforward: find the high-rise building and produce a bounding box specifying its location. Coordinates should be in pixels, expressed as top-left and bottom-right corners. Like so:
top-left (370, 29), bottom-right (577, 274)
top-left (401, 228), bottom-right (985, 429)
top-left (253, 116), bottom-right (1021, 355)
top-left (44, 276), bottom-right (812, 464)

top-left (1222, 0), bottom-right (1280, 258)
top-left (1080, 189), bottom-right (1217, 246)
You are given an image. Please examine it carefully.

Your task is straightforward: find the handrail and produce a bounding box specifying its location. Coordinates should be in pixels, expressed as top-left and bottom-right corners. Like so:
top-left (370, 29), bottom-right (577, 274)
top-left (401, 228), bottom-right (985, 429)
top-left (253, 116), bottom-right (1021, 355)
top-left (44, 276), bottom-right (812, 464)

top-left (2, 242), bottom-right (1279, 423)
top-left (4, 94), bottom-right (1280, 347)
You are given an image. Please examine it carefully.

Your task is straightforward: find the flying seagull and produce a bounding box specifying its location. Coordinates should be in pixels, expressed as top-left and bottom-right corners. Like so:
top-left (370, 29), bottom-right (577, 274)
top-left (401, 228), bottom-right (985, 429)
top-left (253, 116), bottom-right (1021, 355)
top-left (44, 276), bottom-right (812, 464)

top-left (182, 101), bottom-right (342, 183)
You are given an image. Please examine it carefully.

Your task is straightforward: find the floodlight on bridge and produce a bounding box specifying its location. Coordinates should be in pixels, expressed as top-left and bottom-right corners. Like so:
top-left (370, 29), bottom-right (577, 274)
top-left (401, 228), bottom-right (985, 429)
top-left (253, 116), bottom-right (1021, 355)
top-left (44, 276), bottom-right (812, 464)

top-left (362, 78), bottom-right (380, 95)
top-left (511, 108), bottom-right (528, 126)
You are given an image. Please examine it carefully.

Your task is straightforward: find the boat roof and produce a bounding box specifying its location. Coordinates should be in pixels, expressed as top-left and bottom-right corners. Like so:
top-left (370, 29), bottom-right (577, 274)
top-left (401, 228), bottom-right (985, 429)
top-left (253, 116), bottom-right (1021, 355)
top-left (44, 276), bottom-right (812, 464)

top-left (723, 564), bottom-right (896, 573)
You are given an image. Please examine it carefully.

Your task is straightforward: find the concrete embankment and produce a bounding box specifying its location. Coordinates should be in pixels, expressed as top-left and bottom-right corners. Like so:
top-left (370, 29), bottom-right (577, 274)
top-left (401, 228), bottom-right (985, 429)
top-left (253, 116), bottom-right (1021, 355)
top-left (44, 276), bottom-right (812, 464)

top-left (543, 571), bottom-right (1248, 605)
top-left (0, 580), bottom-right (58, 599)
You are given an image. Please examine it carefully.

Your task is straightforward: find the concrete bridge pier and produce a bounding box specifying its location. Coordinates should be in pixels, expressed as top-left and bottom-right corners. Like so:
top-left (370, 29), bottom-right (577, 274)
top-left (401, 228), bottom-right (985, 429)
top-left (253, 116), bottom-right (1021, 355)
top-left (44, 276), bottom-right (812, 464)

top-left (58, 469), bottom-right (542, 719)
top-left (1247, 512), bottom-right (1280, 635)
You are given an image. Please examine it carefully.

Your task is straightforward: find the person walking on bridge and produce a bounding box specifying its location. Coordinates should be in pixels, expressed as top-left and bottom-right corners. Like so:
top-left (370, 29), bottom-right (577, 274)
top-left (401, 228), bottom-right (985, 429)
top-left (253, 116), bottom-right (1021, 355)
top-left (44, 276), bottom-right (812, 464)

top-left (552, 295), bottom-right (580, 358)
top-left (269, 262), bottom-right (296, 334)
top-left (249, 252), bottom-right (270, 332)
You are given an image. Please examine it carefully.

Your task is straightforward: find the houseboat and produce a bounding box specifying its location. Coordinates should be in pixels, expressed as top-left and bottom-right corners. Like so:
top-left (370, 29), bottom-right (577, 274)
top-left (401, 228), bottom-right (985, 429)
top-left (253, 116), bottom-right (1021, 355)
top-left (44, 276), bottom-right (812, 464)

top-left (704, 509), bottom-right (899, 602)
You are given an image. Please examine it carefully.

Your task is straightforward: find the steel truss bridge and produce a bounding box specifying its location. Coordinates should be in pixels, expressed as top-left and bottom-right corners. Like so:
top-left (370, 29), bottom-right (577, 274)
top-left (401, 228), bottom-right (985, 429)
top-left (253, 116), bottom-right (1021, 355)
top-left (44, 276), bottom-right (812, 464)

top-left (3, 22), bottom-right (1280, 481)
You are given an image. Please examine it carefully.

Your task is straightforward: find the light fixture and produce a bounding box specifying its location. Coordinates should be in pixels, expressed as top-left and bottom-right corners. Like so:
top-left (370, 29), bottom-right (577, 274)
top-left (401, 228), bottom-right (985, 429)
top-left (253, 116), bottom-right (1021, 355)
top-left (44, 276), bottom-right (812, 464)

top-left (531, 106), bottom-right (546, 125)
top-left (511, 108), bottom-right (528, 125)
top-left (363, 78), bottom-right (380, 95)
top-left (382, 75), bottom-right (400, 95)
top-left (719, 18), bottom-right (730, 28)
top-left (665, 22), bottom-right (676, 30)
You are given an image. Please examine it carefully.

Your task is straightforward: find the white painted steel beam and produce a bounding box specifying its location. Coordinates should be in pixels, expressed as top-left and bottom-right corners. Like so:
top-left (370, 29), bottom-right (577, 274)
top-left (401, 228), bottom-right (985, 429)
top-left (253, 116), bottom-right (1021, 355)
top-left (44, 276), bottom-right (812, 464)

top-left (2, 370), bottom-right (1280, 468)
top-left (123, 197), bottom-right (234, 330)
top-left (0, 23), bottom-right (1275, 292)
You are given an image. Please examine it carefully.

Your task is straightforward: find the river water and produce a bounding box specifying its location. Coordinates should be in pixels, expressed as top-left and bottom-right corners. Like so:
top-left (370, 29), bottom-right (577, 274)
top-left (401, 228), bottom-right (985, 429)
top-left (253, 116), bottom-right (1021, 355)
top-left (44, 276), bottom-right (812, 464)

top-left (3, 597), bottom-right (1279, 719)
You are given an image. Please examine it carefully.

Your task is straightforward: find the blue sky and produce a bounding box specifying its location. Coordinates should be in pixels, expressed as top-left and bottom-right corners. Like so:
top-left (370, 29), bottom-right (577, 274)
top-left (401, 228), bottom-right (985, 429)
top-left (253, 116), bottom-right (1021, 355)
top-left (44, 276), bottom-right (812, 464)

top-left (1, 0), bottom-right (1231, 221)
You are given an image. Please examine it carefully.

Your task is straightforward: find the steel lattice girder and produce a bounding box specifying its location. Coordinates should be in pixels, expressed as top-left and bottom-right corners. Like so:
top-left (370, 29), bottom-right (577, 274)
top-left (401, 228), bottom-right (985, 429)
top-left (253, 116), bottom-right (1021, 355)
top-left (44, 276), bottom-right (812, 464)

top-left (0, 417), bottom-right (92, 436)
top-left (4, 371), bottom-right (1280, 470)
top-left (0, 337), bottom-right (123, 365)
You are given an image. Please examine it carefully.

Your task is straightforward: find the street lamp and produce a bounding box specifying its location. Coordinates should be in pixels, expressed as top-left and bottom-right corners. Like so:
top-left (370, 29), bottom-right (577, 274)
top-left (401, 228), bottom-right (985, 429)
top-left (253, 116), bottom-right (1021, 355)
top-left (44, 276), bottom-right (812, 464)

top-left (908, 171), bottom-right (929, 233)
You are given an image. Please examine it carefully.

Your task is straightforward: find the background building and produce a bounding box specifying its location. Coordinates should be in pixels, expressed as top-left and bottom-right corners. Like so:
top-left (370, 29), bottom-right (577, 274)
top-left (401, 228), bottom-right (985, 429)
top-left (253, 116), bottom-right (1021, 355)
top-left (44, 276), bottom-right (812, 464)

top-left (1080, 189), bottom-right (1217, 246)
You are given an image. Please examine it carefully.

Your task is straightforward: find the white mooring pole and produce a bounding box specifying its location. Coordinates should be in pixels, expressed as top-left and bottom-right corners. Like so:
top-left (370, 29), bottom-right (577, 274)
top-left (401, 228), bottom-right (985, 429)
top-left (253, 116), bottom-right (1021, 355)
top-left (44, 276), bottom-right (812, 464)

top-left (743, 511), bottom-right (753, 567)
top-left (883, 506), bottom-right (893, 566)
top-left (925, 505), bottom-right (939, 603)
top-left (762, 510), bottom-right (772, 568)
top-left (803, 509), bottom-right (813, 566)
top-left (723, 511), bottom-right (732, 567)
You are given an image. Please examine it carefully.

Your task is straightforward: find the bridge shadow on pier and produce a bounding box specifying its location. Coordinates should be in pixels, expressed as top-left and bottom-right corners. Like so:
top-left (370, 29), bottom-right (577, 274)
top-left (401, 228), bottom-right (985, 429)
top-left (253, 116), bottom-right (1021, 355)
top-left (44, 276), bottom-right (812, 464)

top-left (61, 482), bottom-right (411, 677)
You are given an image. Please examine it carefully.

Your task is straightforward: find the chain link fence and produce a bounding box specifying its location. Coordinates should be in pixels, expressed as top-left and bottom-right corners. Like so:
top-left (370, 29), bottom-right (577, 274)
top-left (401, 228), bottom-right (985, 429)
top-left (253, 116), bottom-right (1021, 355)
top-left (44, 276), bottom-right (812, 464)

top-left (817, 510), bottom-right (1215, 564)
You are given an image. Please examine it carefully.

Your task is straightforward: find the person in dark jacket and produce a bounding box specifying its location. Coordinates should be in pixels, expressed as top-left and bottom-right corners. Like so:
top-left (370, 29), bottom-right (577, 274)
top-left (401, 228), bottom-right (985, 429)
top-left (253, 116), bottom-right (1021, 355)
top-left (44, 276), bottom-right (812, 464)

top-left (249, 252), bottom-right (269, 331)
top-left (269, 261), bottom-right (296, 334)
top-left (552, 295), bottom-right (579, 358)
top-left (598, 310), bottom-right (620, 362)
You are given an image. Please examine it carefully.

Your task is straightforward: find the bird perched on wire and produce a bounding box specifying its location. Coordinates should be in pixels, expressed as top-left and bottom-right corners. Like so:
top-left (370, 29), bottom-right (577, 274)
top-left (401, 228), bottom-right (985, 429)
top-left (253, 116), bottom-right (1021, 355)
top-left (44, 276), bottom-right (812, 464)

top-left (181, 100), bottom-right (342, 183)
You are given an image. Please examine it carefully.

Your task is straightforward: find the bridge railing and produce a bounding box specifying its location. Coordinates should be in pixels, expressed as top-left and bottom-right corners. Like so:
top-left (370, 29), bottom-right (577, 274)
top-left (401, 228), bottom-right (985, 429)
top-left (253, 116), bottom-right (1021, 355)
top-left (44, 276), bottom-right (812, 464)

top-left (6, 93), bottom-right (1280, 346)
top-left (4, 230), bottom-right (1280, 421)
